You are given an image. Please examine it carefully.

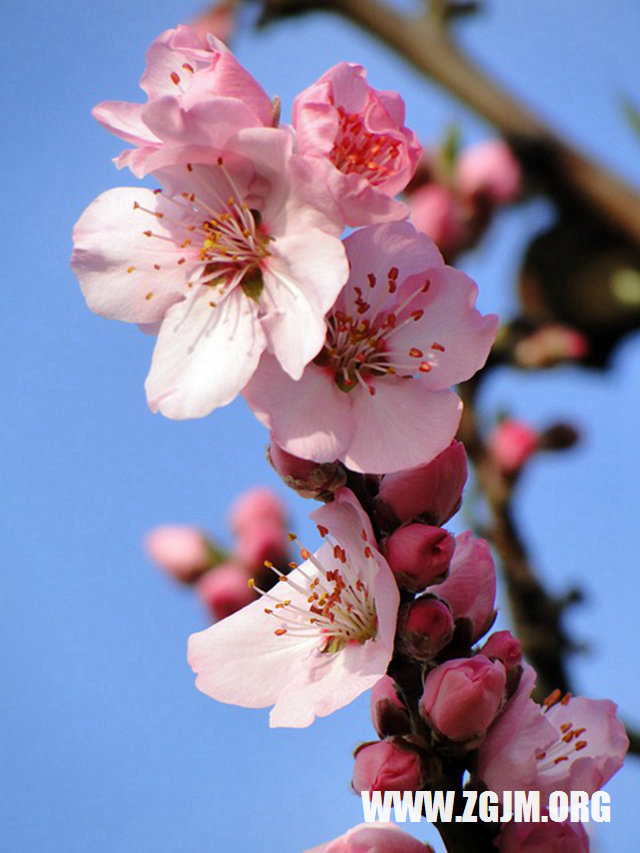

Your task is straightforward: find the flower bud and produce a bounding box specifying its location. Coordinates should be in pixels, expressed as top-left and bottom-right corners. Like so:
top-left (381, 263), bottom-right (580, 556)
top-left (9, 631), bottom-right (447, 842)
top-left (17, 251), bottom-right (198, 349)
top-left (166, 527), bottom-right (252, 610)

top-left (488, 419), bottom-right (539, 477)
top-left (235, 519), bottom-right (289, 569)
top-left (370, 675), bottom-right (410, 738)
top-left (228, 487), bottom-right (287, 536)
top-left (429, 531), bottom-right (496, 643)
top-left (456, 139), bottom-right (522, 205)
top-left (196, 563), bottom-right (255, 620)
top-left (268, 441), bottom-right (347, 500)
top-left (480, 630), bottom-right (522, 671)
top-left (384, 524), bottom-right (455, 591)
top-left (397, 597), bottom-right (454, 661)
top-left (376, 441), bottom-right (467, 530)
top-left (514, 324), bottom-right (589, 368)
top-left (144, 525), bottom-right (211, 583)
top-left (408, 183), bottom-right (465, 257)
top-left (420, 656), bottom-right (506, 743)
top-left (352, 738), bottom-right (424, 794)
top-left (538, 422), bottom-right (580, 452)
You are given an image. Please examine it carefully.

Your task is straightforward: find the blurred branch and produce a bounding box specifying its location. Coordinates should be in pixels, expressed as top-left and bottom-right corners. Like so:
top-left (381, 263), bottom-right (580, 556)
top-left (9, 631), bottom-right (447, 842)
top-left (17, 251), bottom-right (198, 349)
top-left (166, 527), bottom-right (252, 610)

top-left (252, 0), bottom-right (640, 246)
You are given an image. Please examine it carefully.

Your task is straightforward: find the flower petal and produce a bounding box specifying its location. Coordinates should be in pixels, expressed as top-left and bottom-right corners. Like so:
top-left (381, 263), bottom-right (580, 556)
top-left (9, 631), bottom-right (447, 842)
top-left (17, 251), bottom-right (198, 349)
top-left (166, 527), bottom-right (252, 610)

top-left (145, 287), bottom-right (266, 418)
top-left (342, 380), bottom-right (462, 474)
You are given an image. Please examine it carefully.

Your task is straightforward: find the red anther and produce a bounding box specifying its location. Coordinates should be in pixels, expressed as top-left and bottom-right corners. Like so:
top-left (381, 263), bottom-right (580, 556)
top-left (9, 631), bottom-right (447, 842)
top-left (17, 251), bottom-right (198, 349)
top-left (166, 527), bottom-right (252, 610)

top-left (170, 71), bottom-right (180, 86)
top-left (432, 342), bottom-right (446, 352)
top-left (317, 525), bottom-right (329, 537)
top-left (367, 273), bottom-right (377, 288)
top-left (419, 362), bottom-right (432, 373)
top-left (409, 348), bottom-right (423, 358)
top-left (182, 63), bottom-right (195, 73)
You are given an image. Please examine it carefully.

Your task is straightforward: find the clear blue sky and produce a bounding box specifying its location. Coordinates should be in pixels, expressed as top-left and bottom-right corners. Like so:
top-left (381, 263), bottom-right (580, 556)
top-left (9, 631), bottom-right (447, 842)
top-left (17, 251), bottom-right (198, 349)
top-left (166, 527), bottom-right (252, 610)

top-left (3, 1), bottom-right (639, 850)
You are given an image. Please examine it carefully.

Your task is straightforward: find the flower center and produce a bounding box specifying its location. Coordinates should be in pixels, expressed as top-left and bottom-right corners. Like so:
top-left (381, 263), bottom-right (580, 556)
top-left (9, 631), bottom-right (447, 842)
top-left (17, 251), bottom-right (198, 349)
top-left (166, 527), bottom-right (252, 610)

top-left (250, 529), bottom-right (379, 654)
top-left (330, 106), bottom-right (401, 185)
top-left (316, 269), bottom-right (444, 395)
top-left (132, 159), bottom-right (272, 306)
top-left (534, 690), bottom-right (589, 771)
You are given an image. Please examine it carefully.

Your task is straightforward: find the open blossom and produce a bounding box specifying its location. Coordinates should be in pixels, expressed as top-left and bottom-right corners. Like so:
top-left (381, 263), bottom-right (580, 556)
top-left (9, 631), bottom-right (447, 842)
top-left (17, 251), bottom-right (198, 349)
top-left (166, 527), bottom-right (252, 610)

top-left (188, 489), bottom-right (399, 727)
top-left (293, 63), bottom-right (421, 225)
top-left (93, 25), bottom-right (274, 176)
top-left (244, 222), bottom-right (497, 474)
top-left (305, 823), bottom-right (433, 853)
top-left (478, 664), bottom-right (629, 800)
top-left (72, 129), bottom-right (348, 419)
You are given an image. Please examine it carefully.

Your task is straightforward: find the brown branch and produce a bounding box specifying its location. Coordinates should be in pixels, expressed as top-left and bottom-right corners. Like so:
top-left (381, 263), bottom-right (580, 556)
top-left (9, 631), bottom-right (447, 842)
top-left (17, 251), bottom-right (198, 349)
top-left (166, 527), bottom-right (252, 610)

top-left (253, 0), bottom-right (640, 246)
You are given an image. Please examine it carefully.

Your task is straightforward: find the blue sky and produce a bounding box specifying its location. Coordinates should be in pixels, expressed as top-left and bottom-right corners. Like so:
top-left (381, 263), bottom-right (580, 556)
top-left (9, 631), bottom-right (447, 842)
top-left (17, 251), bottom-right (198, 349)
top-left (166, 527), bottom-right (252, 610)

top-left (3, 1), bottom-right (639, 850)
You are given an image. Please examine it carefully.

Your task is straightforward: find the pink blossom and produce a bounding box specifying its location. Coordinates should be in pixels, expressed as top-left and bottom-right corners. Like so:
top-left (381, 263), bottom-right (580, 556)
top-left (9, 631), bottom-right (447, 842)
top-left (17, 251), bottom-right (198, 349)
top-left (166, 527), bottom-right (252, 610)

top-left (293, 63), bottom-right (421, 225)
top-left (420, 655), bottom-right (506, 743)
top-left (187, 489), bottom-right (399, 727)
top-left (93, 26), bottom-right (273, 176)
top-left (429, 531), bottom-right (496, 642)
top-left (480, 630), bottom-right (522, 671)
top-left (244, 222), bottom-right (497, 474)
top-left (196, 562), bottom-right (256, 620)
top-left (397, 596), bottom-right (454, 661)
top-left (456, 139), bottom-right (522, 205)
top-left (144, 525), bottom-right (211, 582)
top-left (235, 520), bottom-right (289, 569)
top-left (71, 130), bottom-right (348, 419)
top-left (383, 524), bottom-right (455, 591)
top-left (478, 665), bottom-right (629, 799)
top-left (228, 486), bottom-right (287, 536)
top-left (305, 823), bottom-right (433, 853)
top-left (408, 183), bottom-right (466, 257)
top-left (496, 818), bottom-right (589, 853)
top-left (352, 738), bottom-right (424, 794)
top-left (268, 441), bottom-right (347, 500)
top-left (489, 418), bottom-right (539, 476)
top-left (376, 440), bottom-right (467, 528)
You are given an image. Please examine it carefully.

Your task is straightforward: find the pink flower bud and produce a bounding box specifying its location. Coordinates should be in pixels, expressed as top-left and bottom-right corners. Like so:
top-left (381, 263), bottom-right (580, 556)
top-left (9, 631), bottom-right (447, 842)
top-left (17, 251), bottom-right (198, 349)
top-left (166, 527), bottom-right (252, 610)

top-left (456, 139), bottom-right (522, 205)
top-left (352, 738), bottom-right (423, 794)
top-left (376, 441), bottom-right (467, 530)
top-left (480, 630), bottom-right (522, 671)
top-left (397, 597), bottom-right (454, 661)
top-left (196, 563), bottom-right (255, 620)
top-left (191, 1), bottom-right (235, 45)
top-left (514, 324), bottom-right (589, 368)
top-left (420, 656), bottom-right (506, 743)
top-left (235, 520), bottom-right (289, 570)
top-left (370, 675), bottom-right (410, 738)
top-left (429, 531), bottom-right (496, 643)
top-left (228, 487), bottom-right (287, 536)
top-left (144, 525), bottom-right (211, 583)
top-left (268, 441), bottom-right (347, 500)
top-left (408, 183), bottom-right (466, 257)
top-left (496, 817), bottom-right (589, 852)
top-left (384, 524), bottom-right (455, 591)
top-left (488, 419), bottom-right (539, 476)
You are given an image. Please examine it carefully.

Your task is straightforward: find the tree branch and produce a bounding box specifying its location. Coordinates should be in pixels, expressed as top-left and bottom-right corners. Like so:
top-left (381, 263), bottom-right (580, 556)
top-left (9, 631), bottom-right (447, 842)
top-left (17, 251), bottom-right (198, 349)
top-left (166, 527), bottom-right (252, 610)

top-left (253, 0), bottom-right (640, 246)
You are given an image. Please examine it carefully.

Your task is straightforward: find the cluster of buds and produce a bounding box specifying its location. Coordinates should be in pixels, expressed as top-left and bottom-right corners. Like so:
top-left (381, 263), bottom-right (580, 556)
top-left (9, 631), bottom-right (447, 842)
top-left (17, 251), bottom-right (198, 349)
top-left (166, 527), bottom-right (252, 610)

top-left (145, 487), bottom-right (293, 620)
top-left (405, 137), bottom-right (522, 260)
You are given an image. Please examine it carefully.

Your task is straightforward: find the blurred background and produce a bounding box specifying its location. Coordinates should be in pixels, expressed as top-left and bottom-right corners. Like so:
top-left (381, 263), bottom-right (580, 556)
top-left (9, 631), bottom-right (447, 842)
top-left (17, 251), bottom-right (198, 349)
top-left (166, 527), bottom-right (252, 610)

top-left (3, 0), bottom-right (639, 850)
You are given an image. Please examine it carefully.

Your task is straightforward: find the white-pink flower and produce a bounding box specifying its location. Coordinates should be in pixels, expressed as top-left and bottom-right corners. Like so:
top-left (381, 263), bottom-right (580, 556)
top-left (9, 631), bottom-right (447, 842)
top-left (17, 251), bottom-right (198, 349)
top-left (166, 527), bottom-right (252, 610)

top-left (244, 221), bottom-right (498, 474)
top-left (71, 127), bottom-right (348, 419)
top-left (477, 664), bottom-right (629, 800)
top-left (187, 489), bottom-right (399, 728)
top-left (293, 63), bottom-right (421, 225)
top-left (93, 25), bottom-right (274, 176)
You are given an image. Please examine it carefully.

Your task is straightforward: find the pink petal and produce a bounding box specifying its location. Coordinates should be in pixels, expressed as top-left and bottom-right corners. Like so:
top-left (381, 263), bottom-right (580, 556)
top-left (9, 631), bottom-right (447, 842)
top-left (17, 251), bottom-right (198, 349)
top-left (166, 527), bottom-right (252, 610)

top-left (389, 265), bottom-right (498, 390)
top-left (342, 380), bottom-right (462, 474)
top-left (145, 287), bottom-right (266, 418)
top-left (92, 101), bottom-right (159, 147)
top-left (71, 188), bottom-right (194, 323)
top-left (243, 356), bottom-right (355, 462)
